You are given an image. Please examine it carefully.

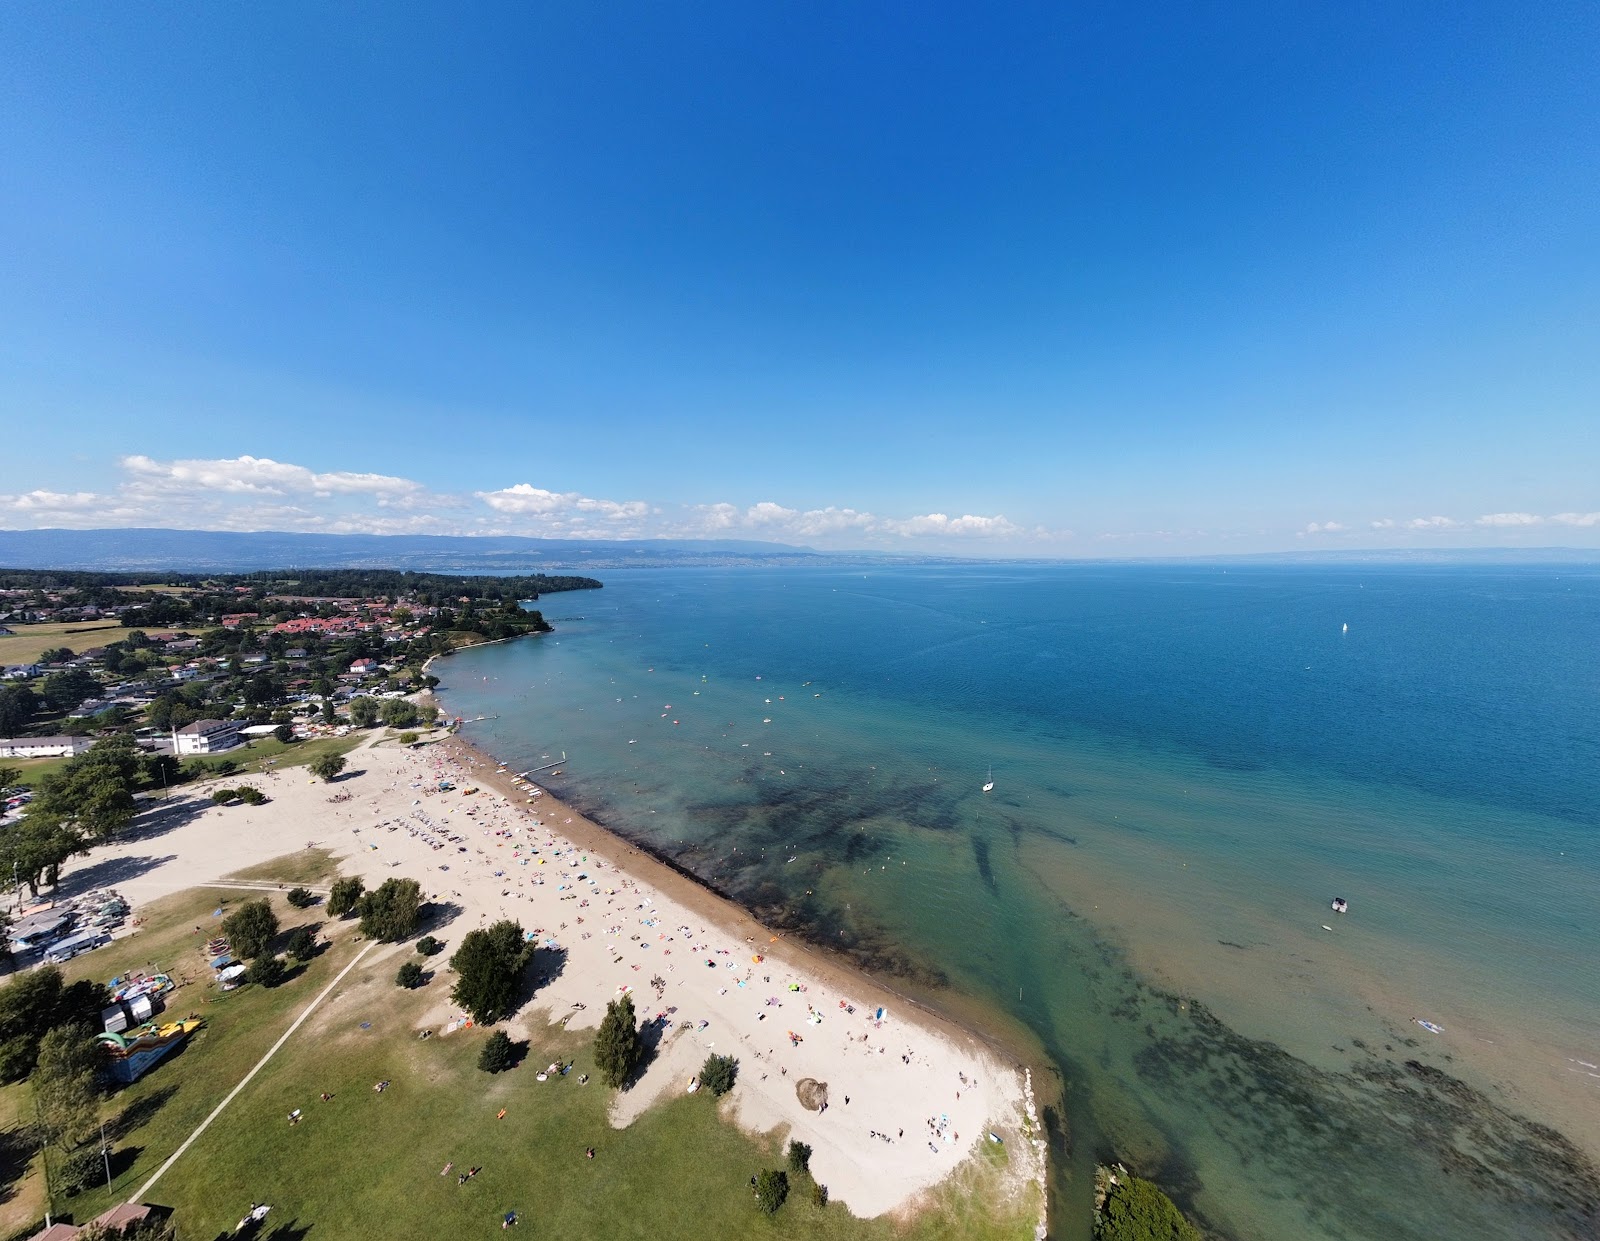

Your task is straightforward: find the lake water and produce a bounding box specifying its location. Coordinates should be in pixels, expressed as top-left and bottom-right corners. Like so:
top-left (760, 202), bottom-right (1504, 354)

top-left (436, 563), bottom-right (1600, 1240)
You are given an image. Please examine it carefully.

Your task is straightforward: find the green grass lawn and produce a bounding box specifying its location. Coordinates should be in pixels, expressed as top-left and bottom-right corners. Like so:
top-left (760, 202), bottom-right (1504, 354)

top-left (193, 732), bottom-right (365, 780)
top-left (4, 873), bottom-right (1038, 1241)
top-left (0, 621), bottom-right (125, 665)
top-left (224, 848), bottom-right (340, 888)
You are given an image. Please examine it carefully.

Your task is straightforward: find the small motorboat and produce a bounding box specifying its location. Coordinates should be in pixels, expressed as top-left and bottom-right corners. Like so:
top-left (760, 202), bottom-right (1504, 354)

top-left (1331, 897), bottom-right (1349, 914)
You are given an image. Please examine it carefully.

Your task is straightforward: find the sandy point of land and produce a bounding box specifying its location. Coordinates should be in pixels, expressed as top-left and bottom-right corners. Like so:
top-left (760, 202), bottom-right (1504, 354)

top-left (65, 734), bottom-right (1046, 1222)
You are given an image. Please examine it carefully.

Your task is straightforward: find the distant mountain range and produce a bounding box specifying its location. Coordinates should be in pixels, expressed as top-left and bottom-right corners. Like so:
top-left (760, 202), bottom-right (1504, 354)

top-left (0, 528), bottom-right (831, 571)
top-left (0, 527), bottom-right (1593, 572)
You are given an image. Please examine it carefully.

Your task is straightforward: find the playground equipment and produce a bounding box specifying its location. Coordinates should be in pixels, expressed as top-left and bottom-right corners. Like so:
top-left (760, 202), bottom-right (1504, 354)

top-left (98, 1017), bottom-right (204, 1084)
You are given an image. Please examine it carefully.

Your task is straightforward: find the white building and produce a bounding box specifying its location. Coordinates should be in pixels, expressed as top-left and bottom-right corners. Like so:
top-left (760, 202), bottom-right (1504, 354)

top-left (0, 736), bottom-right (96, 760)
top-left (173, 719), bottom-right (242, 755)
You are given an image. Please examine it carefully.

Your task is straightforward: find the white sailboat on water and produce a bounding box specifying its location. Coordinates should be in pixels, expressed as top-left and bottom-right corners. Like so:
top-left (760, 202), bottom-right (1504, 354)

top-left (982, 765), bottom-right (994, 793)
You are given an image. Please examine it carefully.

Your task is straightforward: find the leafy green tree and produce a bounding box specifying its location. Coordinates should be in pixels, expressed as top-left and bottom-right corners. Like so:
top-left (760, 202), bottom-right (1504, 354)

top-left (448, 920), bottom-right (530, 1024)
top-left (0, 817), bottom-right (85, 898)
top-left (379, 698), bottom-right (419, 728)
top-left (0, 685), bottom-right (39, 735)
top-left (701, 1052), bottom-right (738, 1097)
top-left (0, 764), bottom-right (21, 793)
top-left (26, 734), bottom-right (143, 843)
top-left (754, 1169), bottom-right (789, 1215)
top-left (211, 788), bottom-right (236, 805)
top-left (273, 722), bottom-right (295, 744)
top-left (396, 961), bottom-right (424, 989)
top-left (321, 699), bottom-right (337, 725)
top-left (416, 935), bottom-right (442, 956)
top-left (0, 967), bottom-right (108, 1081)
top-left (1097, 1175), bottom-right (1203, 1241)
top-left (245, 954), bottom-right (286, 988)
top-left (477, 1029), bottom-right (516, 1073)
top-left (286, 887), bottom-right (316, 908)
top-left (810, 1180), bottom-right (828, 1208)
top-left (593, 993), bottom-right (640, 1088)
top-left (39, 667), bottom-right (99, 712)
top-left (357, 877), bottom-right (423, 941)
top-left (58, 1144), bottom-right (107, 1197)
top-left (309, 751), bottom-right (347, 782)
top-left (235, 785), bottom-right (266, 805)
top-left (347, 697), bottom-right (380, 728)
top-left (285, 927), bottom-right (316, 961)
top-left (34, 1022), bottom-right (103, 1151)
top-left (786, 1139), bottom-right (812, 1174)
top-left (327, 875), bottom-right (365, 917)
top-left (221, 898), bottom-right (278, 959)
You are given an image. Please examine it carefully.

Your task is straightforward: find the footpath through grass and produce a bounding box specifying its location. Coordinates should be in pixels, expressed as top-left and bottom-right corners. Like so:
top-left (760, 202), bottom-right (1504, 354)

top-left (6, 872), bottom-right (1038, 1241)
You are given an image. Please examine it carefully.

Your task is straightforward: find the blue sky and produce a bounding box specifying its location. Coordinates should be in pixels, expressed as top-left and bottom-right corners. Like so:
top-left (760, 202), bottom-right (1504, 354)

top-left (1, 2), bottom-right (1596, 554)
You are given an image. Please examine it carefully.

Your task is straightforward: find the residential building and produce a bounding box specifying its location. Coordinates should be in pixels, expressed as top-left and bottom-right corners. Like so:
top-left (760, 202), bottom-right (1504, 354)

top-left (0, 736), bottom-right (96, 760)
top-left (173, 719), bottom-right (242, 755)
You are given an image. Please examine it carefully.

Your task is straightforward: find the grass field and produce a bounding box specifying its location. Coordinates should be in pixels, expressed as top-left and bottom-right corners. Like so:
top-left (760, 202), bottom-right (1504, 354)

top-left (224, 848), bottom-right (340, 888)
top-left (0, 621), bottom-right (125, 665)
top-left (0, 872), bottom-right (1039, 1241)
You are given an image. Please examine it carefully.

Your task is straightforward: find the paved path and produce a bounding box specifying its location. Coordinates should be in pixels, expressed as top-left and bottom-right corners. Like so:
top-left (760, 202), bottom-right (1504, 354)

top-left (131, 939), bottom-right (379, 1203)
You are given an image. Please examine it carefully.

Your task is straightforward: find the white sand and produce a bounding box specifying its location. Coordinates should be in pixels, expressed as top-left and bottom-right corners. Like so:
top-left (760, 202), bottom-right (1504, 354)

top-left (73, 735), bottom-right (1045, 1221)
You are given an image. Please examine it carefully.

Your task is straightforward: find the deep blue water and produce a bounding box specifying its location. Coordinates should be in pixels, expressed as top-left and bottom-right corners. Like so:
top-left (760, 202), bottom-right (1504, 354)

top-left (438, 563), bottom-right (1600, 1240)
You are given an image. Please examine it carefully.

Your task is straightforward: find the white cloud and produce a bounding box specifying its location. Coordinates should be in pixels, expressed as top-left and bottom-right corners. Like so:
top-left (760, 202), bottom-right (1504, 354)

top-left (682, 501), bottom-right (1025, 543)
top-left (881, 512), bottom-right (1021, 538)
top-left (122, 454), bottom-right (423, 499)
top-left (1300, 521), bottom-right (1346, 535)
top-left (1475, 512), bottom-right (1543, 527)
top-left (1, 489), bottom-right (103, 513)
top-left (1551, 511), bottom-right (1600, 527)
top-left (475, 483), bottom-right (650, 523)
top-left (1405, 515), bottom-right (1462, 531)
top-left (1370, 518), bottom-right (1396, 529)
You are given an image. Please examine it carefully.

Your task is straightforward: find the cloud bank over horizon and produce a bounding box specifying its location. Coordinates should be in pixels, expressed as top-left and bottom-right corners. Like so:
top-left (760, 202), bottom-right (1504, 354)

top-left (1, 454), bottom-right (1594, 554)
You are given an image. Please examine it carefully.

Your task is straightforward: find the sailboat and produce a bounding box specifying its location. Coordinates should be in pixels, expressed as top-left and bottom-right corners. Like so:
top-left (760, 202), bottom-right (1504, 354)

top-left (982, 765), bottom-right (994, 793)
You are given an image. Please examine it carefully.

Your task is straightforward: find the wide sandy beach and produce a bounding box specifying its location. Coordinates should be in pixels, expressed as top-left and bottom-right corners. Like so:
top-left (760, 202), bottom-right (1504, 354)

top-left (66, 731), bottom-right (1047, 1224)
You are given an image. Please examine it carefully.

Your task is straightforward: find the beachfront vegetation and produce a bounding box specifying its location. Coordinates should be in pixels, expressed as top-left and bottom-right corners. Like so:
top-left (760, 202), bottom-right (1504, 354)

top-left (0, 966), bottom-right (109, 1081)
top-left (594, 993), bottom-right (641, 1088)
top-left (755, 1168), bottom-right (790, 1214)
top-left (396, 960), bottom-right (425, 989)
top-left (449, 920), bottom-right (531, 1024)
top-left (33, 1022), bottom-right (103, 1151)
top-left (245, 955), bottom-right (288, 988)
top-left (1097, 1174), bottom-right (1203, 1241)
top-left (308, 751), bottom-right (347, 782)
top-left (221, 898), bottom-right (278, 959)
top-left (286, 927), bottom-right (316, 961)
top-left (327, 875), bottom-right (364, 916)
top-left (478, 1030), bottom-right (516, 1073)
top-left (356, 876), bottom-right (423, 941)
top-left (416, 934), bottom-right (442, 956)
top-left (700, 1052), bottom-right (738, 1097)
top-left (787, 1139), bottom-right (812, 1174)
top-left (0, 878), bottom-right (1042, 1241)
top-left (285, 886), bottom-right (316, 908)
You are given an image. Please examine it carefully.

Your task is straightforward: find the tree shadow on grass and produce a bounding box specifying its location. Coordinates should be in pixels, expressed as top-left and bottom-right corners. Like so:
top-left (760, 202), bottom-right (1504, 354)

top-left (104, 1142), bottom-right (144, 1181)
top-left (419, 900), bottom-right (465, 935)
top-left (0, 1122), bottom-right (34, 1208)
top-left (106, 1083), bottom-right (177, 1141)
top-left (623, 1012), bottom-right (674, 1088)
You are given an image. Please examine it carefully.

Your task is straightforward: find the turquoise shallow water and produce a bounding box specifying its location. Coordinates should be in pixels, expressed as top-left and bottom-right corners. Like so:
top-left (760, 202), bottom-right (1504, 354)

top-left (438, 564), bottom-right (1600, 1240)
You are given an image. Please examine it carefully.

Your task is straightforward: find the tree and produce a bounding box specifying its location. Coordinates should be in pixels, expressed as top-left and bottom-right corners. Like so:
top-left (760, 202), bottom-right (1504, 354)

top-left (211, 788), bottom-right (236, 805)
top-left (0, 817), bottom-right (85, 898)
top-left (0, 685), bottom-right (39, 735)
top-left (309, 751), bottom-right (347, 782)
top-left (448, 920), bottom-right (530, 1025)
top-left (477, 1029), bottom-right (516, 1073)
top-left (593, 993), bottom-right (640, 1088)
top-left (25, 735), bottom-right (143, 844)
top-left (347, 697), bottom-right (380, 728)
top-left (416, 935), bottom-right (442, 956)
top-left (0, 764), bottom-right (20, 793)
top-left (357, 877), bottom-right (423, 941)
top-left (33, 1022), bottom-right (103, 1150)
top-left (221, 898), bottom-right (278, 959)
top-left (327, 875), bottom-right (365, 917)
top-left (810, 1180), bottom-right (829, 1208)
top-left (701, 1053), bottom-right (738, 1097)
top-left (235, 785), bottom-right (266, 805)
top-left (396, 731), bottom-right (419, 745)
top-left (285, 927), bottom-right (316, 961)
top-left (786, 1139), bottom-right (812, 1174)
top-left (273, 722), bottom-right (295, 744)
top-left (1098, 1175), bottom-right (1203, 1241)
top-left (58, 1144), bottom-right (108, 1197)
top-left (286, 887), bottom-right (316, 908)
top-left (39, 667), bottom-right (99, 712)
top-left (379, 698), bottom-right (419, 729)
top-left (396, 961), bottom-right (424, 989)
top-left (245, 955), bottom-right (286, 987)
top-left (754, 1169), bottom-right (789, 1215)
top-left (0, 967), bottom-right (108, 1081)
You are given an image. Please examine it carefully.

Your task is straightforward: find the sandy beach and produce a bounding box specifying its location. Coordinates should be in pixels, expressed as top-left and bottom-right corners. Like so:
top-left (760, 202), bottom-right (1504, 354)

top-left (63, 731), bottom-right (1046, 1223)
